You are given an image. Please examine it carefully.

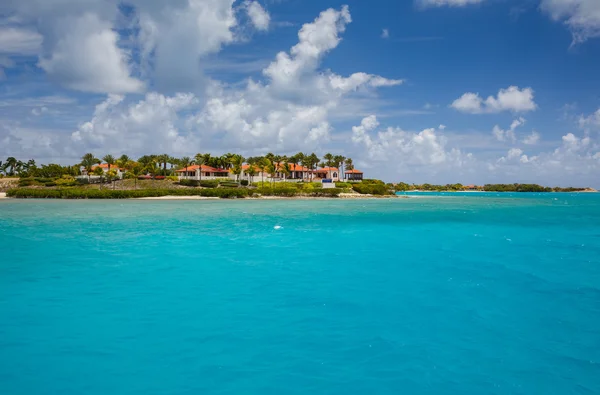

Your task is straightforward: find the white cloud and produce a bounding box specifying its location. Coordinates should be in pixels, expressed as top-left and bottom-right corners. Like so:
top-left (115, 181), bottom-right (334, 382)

top-left (71, 92), bottom-right (198, 154)
top-left (381, 29), bottom-right (390, 39)
top-left (523, 130), bottom-right (540, 145)
top-left (244, 1), bottom-right (270, 31)
top-left (351, 115), bottom-right (470, 173)
top-left (451, 86), bottom-right (537, 114)
top-left (0, 27), bottom-right (42, 54)
top-left (2, 0), bottom-right (247, 93)
top-left (540, 0), bottom-right (600, 43)
top-left (579, 108), bottom-right (600, 129)
top-left (131, 0), bottom-right (239, 92)
top-left (37, 13), bottom-right (144, 94)
top-left (263, 6), bottom-right (352, 89)
top-left (417, 0), bottom-right (485, 7)
top-left (492, 117), bottom-right (525, 143)
top-left (192, 6), bottom-right (401, 153)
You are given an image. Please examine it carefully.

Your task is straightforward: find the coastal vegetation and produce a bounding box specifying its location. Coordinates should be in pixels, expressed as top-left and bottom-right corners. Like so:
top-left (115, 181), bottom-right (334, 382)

top-left (393, 182), bottom-right (592, 193)
top-left (2, 155), bottom-right (593, 197)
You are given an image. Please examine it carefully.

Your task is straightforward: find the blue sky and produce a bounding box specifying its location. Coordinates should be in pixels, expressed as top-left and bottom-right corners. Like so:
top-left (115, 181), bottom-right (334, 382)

top-left (1, 0), bottom-right (600, 186)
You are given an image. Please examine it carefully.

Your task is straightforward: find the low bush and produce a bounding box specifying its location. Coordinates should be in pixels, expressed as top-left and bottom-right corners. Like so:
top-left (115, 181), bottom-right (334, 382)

top-left (240, 180), bottom-right (249, 186)
top-left (361, 179), bottom-right (385, 185)
top-left (7, 188), bottom-right (249, 199)
top-left (352, 183), bottom-right (391, 195)
top-left (334, 182), bottom-right (351, 189)
top-left (166, 176), bottom-right (179, 181)
top-left (179, 179), bottom-right (200, 187)
top-left (199, 180), bottom-right (219, 188)
top-left (218, 181), bottom-right (239, 188)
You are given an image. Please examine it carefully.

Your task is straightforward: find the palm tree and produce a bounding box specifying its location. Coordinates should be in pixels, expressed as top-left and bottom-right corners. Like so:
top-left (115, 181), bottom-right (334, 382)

top-left (323, 153), bottom-right (334, 167)
top-left (231, 154), bottom-right (244, 182)
top-left (103, 155), bottom-right (115, 171)
top-left (344, 158), bottom-right (354, 181)
top-left (281, 162), bottom-right (291, 181)
top-left (129, 164), bottom-right (144, 190)
top-left (307, 153), bottom-right (319, 182)
top-left (258, 157), bottom-right (270, 185)
top-left (80, 153), bottom-right (100, 180)
top-left (194, 153), bottom-right (206, 182)
top-left (345, 157), bottom-right (354, 171)
top-left (116, 155), bottom-right (131, 175)
top-left (266, 160), bottom-right (276, 188)
top-left (247, 166), bottom-right (257, 184)
top-left (180, 156), bottom-right (193, 181)
top-left (157, 154), bottom-right (169, 174)
top-left (4, 157), bottom-right (18, 176)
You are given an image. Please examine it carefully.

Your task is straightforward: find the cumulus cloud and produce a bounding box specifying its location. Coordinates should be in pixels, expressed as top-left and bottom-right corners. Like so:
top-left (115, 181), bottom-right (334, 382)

top-left (540, 0), bottom-right (600, 43)
top-left (493, 117), bottom-right (525, 143)
top-left (0, 27), bottom-right (42, 54)
top-left (523, 131), bottom-right (540, 145)
top-left (417, 0), bottom-right (485, 7)
top-left (38, 13), bottom-right (144, 94)
top-left (579, 108), bottom-right (600, 129)
top-left (451, 86), bottom-right (537, 114)
top-left (244, 1), bottom-right (270, 31)
top-left (72, 92), bottom-right (199, 154)
top-left (192, 6), bottom-right (402, 153)
top-left (1, 0), bottom-right (254, 93)
top-left (351, 115), bottom-right (471, 176)
top-left (381, 29), bottom-right (390, 39)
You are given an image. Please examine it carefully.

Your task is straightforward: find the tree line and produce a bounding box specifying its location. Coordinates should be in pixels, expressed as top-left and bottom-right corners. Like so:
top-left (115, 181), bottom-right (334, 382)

top-left (2, 152), bottom-right (355, 183)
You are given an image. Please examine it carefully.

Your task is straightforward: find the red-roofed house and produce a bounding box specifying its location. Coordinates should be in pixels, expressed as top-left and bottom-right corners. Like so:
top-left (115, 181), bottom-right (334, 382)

top-left (344, 169), bottom-right (364, 181)
top-left (175, 165), bottom-right (230, 180)
top-left (311, 167), bottom-right (340, 181)
top-left (89, 163), bottom-right (124, 178)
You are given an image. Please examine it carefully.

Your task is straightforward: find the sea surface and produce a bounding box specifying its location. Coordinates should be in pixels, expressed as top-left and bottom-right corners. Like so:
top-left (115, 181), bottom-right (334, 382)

top-left (1, 194), bottom-right (599, 395)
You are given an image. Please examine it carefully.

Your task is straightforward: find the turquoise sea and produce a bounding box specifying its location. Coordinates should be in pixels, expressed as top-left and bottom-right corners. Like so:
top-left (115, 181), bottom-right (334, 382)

top-left (1, 194), bottom-right (599, 394)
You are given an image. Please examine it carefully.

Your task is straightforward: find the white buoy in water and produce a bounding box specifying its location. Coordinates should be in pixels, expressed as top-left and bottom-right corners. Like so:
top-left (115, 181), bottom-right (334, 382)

top-left (274, 225), bottom-right (282, 230)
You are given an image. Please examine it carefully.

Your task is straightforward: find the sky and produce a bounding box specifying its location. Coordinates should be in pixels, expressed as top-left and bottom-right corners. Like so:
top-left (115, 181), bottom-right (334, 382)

top-left (1, 0), bottom-right (599, 186)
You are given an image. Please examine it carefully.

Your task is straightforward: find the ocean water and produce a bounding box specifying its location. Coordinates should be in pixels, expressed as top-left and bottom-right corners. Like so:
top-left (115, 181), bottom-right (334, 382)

top-left (1, 195), bottom-right (599, 395)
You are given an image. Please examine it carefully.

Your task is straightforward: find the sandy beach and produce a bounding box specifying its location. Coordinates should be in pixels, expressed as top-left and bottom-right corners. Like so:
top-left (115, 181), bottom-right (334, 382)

top-left (0, 193), bottom-right (7, 199)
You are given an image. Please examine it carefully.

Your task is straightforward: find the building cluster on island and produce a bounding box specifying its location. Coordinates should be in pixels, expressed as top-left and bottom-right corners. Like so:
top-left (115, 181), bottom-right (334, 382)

top-left (79, 153), bottom-right (364, 184)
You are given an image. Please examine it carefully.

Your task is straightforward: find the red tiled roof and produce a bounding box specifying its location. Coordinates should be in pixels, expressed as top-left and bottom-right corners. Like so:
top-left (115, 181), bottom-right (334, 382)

top-left (344, 169), bottom-right (363, 174)
top-left (175, 165), bottom-right (228, 173)
top-left (313, 167), bottom-right (338, 173)
top-left (92, 164), bottom-right (122, 170)
top-left (278, 163), bottom-right (309, 172)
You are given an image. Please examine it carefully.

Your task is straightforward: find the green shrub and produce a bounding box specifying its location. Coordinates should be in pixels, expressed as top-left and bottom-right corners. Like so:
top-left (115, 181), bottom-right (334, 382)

top-left (6, 188), bottom-right (249, 199)
top-left (362, 179), bottom-right (385, 185)
top-left (334, 182), bottom-right (351, 189)
top-left (352, 183), bottom-right (391, 195)
top-left (179, 179), bottom-right (200, 187)
top-left (218, 181), bottom-right (239, 188)
top-left (166, 176), bottom-right (179, 181)
top-left (240, 180), bottom-right (249, 186)
top-left (199, 180), bottom-right (219, 188)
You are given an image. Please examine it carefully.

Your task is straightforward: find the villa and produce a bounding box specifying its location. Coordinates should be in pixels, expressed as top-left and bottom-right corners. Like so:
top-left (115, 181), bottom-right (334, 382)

top-left (344, 169), bottom-right (364, 181)
top-left (175, 165), bottom-right (230, 180)
top-left (312, 167), bottom-right (340, 181)
top-left (174, 162), bottom-right (365, 184)
top-left (87, 163), bottom-right (124, 177)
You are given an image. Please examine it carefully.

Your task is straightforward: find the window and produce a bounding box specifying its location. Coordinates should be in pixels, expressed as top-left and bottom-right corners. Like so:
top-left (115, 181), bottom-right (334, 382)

top-left (333, 172), bottom-right (338, 178)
